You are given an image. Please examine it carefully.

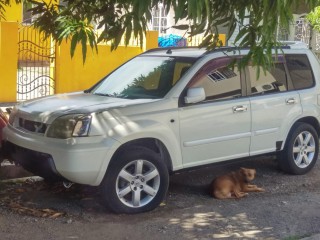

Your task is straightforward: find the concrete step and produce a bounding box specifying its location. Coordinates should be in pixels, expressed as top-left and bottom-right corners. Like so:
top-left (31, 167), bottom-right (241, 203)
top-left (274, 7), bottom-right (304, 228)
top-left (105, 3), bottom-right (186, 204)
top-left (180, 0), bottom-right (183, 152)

top-left (0, 161), bottom-right (33, 180)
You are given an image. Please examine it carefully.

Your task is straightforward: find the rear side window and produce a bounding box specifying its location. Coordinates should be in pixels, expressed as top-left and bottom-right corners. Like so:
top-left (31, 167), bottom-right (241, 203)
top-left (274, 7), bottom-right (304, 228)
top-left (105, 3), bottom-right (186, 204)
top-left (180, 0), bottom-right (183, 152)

top-left (286, 54), bottom-right (315, 90)
top-left (248, 62), bottom-right (288, 95)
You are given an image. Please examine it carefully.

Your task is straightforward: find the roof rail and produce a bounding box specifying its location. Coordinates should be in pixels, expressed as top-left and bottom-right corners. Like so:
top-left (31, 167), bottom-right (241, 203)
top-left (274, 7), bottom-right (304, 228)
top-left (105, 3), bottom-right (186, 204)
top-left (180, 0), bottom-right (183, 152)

top-left (279, 41), bottom-right (309, 49)
top-left (144, 42), bottom-right (306, 56)
top-left (203, 47), bottom-right (248, 55)
top-left (144, 46), bottom-right (202, 53)
top-left (202, 45), bottom-right (294, 55)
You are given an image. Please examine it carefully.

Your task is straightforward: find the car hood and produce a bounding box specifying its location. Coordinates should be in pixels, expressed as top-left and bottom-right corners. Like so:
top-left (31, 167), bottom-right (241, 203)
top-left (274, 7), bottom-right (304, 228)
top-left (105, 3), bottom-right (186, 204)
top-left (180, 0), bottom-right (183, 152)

top-left (15, 92), bottom-right (159, 123)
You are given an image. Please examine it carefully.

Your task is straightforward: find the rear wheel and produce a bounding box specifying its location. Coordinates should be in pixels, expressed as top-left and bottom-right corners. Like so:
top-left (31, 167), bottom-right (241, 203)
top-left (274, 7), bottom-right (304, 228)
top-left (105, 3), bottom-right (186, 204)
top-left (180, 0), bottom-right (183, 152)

top-left (280, 122), bottom-right (319, 175)
top-left (100, 146), bottom-right (169, 214)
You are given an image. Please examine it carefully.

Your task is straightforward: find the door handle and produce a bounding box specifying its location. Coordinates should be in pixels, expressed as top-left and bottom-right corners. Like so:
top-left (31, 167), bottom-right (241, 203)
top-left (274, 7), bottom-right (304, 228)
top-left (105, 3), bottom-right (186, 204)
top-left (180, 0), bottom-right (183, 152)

top-left (232, 105), bottom-right (247, 113)
top-left (286, 98), bottom-right (297, 105)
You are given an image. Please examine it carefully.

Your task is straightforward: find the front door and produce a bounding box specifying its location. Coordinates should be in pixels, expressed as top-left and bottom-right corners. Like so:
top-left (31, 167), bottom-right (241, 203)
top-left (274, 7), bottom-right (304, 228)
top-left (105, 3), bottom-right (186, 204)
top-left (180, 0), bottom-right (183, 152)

top-left (179, 57), bottom-right (251, 168)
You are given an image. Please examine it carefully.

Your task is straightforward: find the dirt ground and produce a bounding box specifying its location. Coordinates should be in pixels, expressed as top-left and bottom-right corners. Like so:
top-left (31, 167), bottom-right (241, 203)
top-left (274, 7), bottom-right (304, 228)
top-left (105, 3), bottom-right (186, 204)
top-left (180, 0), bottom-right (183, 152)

top-left (1, 156), bottom-right (320, 240)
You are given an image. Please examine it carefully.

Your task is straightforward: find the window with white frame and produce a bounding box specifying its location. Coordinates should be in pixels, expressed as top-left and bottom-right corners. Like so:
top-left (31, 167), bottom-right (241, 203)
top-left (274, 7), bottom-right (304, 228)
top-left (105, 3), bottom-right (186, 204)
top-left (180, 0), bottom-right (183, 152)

top-left (151, 3), bottom-right (168, 33)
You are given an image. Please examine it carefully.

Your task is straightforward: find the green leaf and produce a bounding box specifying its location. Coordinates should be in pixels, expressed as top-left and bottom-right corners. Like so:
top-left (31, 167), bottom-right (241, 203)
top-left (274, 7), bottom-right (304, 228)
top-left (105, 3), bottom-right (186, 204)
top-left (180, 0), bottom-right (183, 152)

top-left (172, 24), bottom-right (189, 30)
top-left (70, 32), bottom-right (79, 58)
top-left (198, 34), bottom-right (212, 48)
top-left (81, 31), bottom-right (87, 64)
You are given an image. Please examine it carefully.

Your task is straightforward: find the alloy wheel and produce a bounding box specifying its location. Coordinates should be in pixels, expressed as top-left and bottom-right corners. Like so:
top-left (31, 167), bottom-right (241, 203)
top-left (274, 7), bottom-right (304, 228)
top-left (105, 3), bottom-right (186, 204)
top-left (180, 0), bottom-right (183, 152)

top-left (116, 159), bottom-right (160, 208)
top-left (292, 131), bottom-right (316, 168)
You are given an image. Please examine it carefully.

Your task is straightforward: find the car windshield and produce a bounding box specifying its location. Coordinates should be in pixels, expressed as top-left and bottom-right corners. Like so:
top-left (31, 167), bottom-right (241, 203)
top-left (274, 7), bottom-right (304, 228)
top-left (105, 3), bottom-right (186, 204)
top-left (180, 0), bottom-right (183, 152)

top-left (91, 56), bottom-right (196, 99)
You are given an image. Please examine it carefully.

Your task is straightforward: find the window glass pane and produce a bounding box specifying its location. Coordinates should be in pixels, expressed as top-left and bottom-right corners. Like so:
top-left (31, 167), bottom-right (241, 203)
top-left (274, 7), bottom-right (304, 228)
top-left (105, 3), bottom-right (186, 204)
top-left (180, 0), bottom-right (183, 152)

top-left (249, 63), bottom-right (287, 95)
top-left (286, 54), bottom-right (314, 90)
top-left (172, 62), bottom-right (193, 84)
top-left (189, 58), bottom-right (241, 101)
top-left (151, 6), bottom-right (167, 32)
top-left (92, 56), bottom-right (196, 99)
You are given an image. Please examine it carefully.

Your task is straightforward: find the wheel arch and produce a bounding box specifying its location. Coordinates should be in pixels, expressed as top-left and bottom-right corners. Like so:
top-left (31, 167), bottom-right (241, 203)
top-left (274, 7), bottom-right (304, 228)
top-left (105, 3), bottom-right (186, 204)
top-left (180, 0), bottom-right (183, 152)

top-left (296, 117), bottom-right (320, 136)
top-left (282, 116), bottom-right (320, 150)
top-left (110, 138), bottom-right (174, 173)
top-left (279, 116), bottom-right (320, 150)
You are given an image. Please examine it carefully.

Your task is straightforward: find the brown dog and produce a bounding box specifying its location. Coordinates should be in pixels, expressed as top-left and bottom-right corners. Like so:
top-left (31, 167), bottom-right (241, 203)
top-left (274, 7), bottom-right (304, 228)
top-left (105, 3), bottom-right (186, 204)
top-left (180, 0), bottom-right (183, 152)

top-left (211, 167), bottom-right (265, 199)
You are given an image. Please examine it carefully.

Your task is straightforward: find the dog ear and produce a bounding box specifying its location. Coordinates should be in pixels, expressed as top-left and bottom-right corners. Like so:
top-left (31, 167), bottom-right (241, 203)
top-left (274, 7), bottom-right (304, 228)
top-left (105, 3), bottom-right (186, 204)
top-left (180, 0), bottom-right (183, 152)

top-left (240, 167), bottom-right (246, 175)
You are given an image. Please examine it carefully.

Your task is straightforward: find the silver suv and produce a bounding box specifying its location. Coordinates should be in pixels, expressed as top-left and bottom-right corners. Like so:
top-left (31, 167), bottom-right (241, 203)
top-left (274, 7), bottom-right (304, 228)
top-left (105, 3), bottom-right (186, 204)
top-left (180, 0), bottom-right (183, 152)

top-left (3, 42), bottom-right (320, 213)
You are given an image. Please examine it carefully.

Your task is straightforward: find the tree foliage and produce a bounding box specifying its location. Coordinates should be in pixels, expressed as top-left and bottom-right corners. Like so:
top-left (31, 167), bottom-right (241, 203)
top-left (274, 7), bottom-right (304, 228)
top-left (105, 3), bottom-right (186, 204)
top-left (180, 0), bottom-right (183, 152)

top-left (3, 0), bottom-right (319, 67)
top-left (307, 5), bottom-right (320, 31)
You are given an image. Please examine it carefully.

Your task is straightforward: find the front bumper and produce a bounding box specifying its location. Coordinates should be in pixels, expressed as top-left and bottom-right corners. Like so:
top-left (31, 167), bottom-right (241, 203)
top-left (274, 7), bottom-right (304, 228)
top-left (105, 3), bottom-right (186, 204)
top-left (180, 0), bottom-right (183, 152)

top-left (2, 125), bottom-right (118, 186)
top-left (3, 141), bottom-right (65, 182)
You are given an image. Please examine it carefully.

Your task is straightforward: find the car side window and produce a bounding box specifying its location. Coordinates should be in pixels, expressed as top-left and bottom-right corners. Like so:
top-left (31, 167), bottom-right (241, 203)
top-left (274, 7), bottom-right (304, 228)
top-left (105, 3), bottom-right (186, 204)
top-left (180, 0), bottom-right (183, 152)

top-left (248, 63), bottom-right (288, 95)
top-left (285, 54), bottom-right (315, 90)
top-left (188, 57), bottom-right (242, 102)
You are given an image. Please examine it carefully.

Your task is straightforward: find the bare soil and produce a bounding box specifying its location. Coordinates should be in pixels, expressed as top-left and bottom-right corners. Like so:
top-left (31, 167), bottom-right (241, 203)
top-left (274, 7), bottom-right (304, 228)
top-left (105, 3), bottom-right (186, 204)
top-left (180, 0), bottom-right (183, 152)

top-left (1, 156), bottom-right (320, 240)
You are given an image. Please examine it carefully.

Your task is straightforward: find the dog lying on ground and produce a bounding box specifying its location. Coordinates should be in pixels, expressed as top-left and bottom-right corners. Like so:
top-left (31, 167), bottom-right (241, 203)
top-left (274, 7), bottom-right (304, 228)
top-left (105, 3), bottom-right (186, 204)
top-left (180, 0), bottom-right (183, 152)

top-left (211, 167), bottom-right (265, 199)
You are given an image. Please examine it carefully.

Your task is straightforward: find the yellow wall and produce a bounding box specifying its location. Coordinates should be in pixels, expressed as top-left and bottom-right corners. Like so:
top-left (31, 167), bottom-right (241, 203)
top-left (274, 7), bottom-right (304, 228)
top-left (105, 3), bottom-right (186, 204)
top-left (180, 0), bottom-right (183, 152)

top-left (3, 0), bottom-right (58, 23)
top-left (3, 3), bottom-right (22, 22)
top-left (187, 34), bottom-right (226, 47)
top-left (0, 22), bottom-right (18, 102)
top-left (55, 31), bottom-right (159, 94)
top-left (218, 34), bottom-right (226, 46)
top-left (55, 42), bottom-right (143, 93)
top-left (145, 31), bottom-right (159, 50)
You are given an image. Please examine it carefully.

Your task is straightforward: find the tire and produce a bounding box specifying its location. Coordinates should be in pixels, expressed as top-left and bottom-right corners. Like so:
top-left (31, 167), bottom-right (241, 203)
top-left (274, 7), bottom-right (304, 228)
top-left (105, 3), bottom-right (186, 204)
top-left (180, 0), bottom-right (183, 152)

top-left (280, 122), bottom-right (319, 175)
top-left (100, 146), bottom-right (169, 214)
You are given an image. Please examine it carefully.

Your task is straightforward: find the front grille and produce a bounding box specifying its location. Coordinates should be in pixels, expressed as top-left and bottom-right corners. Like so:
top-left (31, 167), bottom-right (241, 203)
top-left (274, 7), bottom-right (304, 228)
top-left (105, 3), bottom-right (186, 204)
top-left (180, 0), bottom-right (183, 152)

top-left (18, 118), bottom-right (47, 134)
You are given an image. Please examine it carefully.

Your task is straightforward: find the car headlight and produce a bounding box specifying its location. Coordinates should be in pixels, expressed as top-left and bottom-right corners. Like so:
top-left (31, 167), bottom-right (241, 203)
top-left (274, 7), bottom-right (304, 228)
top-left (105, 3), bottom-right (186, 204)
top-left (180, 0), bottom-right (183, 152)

top-left (46, 114), bottom-right (92, 139)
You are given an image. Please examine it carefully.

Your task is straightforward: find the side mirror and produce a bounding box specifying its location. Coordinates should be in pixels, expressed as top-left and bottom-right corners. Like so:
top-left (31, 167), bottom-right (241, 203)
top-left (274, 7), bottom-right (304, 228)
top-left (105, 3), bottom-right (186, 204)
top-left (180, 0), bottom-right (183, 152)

top-left (184, 87), bottom-right (206, 104)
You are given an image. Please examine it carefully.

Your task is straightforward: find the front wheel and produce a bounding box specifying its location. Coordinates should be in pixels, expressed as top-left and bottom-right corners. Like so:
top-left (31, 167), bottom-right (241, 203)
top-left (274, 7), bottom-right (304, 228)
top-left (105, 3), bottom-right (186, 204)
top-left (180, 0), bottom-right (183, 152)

top-left (100, 146), bottom-right (169, 214)
top-left (280, 122), bottom-right (319, 175)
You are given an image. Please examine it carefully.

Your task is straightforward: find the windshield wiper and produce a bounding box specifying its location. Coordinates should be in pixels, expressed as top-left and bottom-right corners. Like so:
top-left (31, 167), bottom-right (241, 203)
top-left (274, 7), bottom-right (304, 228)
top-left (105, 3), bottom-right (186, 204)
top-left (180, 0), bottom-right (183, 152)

top-left (94, 92), bottom-right (118, 98)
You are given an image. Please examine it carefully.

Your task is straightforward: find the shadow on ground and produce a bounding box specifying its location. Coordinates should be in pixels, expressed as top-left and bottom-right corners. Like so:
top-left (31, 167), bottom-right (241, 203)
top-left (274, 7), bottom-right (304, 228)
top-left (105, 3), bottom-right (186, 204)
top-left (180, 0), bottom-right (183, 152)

top-left (0, 156), bottom-right (320, 239)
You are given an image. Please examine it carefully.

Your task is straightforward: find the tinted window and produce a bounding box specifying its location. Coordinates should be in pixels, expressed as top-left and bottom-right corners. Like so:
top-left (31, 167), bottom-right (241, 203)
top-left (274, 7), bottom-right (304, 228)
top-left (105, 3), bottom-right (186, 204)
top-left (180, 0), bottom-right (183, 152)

top-left (188, 58), bottom-right (241, 101)
top-left (248, 63), bottom-right (288, 95)
top-left (286, 54), bottom-right (314, 90)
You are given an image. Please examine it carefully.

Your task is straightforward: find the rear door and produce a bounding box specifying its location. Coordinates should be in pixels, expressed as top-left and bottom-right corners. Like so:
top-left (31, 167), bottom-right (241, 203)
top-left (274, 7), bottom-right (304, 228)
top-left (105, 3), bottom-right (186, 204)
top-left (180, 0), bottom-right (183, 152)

top-left (248, 59), bottom-right (302, 155)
